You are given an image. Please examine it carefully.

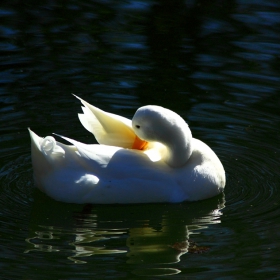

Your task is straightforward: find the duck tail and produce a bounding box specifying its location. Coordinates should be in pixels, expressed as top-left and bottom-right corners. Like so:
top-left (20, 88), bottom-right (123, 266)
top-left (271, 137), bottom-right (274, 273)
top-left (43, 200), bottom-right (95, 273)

top-left (28, 128), bottom-right (53, 190)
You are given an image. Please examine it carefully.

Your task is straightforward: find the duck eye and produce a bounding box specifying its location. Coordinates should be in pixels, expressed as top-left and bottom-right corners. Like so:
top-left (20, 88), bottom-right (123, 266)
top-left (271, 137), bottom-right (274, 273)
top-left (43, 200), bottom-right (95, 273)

top-left (135, 125), bottom-right (140, 129)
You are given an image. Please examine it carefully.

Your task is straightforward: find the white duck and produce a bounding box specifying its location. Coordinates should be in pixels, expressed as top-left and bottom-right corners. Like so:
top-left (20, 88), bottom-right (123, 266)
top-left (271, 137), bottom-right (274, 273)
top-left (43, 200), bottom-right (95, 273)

top-left (29, 96), bottom-right (225, 204)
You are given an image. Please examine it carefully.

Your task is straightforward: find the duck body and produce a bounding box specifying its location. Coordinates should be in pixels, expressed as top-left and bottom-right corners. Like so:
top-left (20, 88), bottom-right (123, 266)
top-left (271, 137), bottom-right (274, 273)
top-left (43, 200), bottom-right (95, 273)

top-left (29, 96), bottom-right (225, 204)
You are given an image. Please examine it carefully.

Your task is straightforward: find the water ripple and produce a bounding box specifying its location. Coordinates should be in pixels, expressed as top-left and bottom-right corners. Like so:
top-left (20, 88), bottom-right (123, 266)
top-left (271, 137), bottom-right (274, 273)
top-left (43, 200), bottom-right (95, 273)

top-left (222, 128), bottom-right (279, 225)
top-left (0, 153), bottom-right (33, 218)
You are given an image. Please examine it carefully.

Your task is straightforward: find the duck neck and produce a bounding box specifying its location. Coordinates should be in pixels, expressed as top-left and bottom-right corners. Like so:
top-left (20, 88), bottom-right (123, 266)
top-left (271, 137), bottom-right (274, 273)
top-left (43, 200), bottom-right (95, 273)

top-left (162, 125), bottom-right (193, 168)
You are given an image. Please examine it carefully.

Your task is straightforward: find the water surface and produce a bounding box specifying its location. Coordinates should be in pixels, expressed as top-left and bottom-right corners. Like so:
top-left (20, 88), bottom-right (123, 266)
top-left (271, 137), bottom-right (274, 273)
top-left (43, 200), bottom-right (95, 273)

top-left (0, 0), bottom-right (279, 279)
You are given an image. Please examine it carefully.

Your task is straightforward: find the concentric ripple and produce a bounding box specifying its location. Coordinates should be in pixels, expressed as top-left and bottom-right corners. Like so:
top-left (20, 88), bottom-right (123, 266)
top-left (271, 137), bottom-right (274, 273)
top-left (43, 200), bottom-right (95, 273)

top-left (228, 149), bottom-right (277, 218)
top-left (0, 153), bottom-right (33, 220)
top-left (225, 146), bottom-right (279, 220)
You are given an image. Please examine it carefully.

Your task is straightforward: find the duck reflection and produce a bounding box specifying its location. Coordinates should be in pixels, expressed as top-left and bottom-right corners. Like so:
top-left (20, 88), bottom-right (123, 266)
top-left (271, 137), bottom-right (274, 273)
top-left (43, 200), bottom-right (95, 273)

top-left (26, 191), bottom-right (225, 266)
top-left (126, 221), bottom-right (189, 264)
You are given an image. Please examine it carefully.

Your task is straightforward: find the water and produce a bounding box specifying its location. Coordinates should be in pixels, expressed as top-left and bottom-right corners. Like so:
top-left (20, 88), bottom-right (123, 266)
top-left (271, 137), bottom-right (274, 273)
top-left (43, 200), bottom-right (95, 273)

top-left (0, 0), bottom-right (280, 279)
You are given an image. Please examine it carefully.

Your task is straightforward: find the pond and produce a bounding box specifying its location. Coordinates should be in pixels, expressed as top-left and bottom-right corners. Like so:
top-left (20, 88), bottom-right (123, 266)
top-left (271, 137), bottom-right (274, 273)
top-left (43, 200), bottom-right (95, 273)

top-left (0, 0), bottom-right (279, 279)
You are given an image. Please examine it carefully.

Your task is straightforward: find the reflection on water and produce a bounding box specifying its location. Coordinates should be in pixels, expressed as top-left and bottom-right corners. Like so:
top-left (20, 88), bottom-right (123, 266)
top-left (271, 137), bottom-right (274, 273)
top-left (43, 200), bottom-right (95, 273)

top-left (26, 226), bottom-right (127, 264)
top-left (133, 268), bottom-right (181, 277)
top-left (24, 194), bottom-right (224, 275)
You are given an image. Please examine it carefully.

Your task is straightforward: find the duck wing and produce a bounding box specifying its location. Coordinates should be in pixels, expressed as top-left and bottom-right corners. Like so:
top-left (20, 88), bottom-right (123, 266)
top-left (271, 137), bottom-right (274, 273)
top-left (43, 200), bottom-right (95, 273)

top-left (74, 95), bottom-right (136, 148)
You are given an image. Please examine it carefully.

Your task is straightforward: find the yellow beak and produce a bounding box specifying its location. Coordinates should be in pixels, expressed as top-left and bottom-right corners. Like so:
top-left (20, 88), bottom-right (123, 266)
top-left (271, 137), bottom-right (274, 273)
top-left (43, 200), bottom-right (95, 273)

top-left (132, 135), bottom-right (148, 150)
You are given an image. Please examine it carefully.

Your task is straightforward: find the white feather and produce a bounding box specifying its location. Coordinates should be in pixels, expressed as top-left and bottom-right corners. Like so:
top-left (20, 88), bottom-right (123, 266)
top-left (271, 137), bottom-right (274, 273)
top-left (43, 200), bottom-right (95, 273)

top-left (29, 96), bottom-right (226, 204)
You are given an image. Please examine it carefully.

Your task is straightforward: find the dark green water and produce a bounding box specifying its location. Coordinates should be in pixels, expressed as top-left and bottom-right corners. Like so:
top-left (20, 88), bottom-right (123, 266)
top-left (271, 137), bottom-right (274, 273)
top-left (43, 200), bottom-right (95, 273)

top-left (0, 0), bottom-right (279, 279)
